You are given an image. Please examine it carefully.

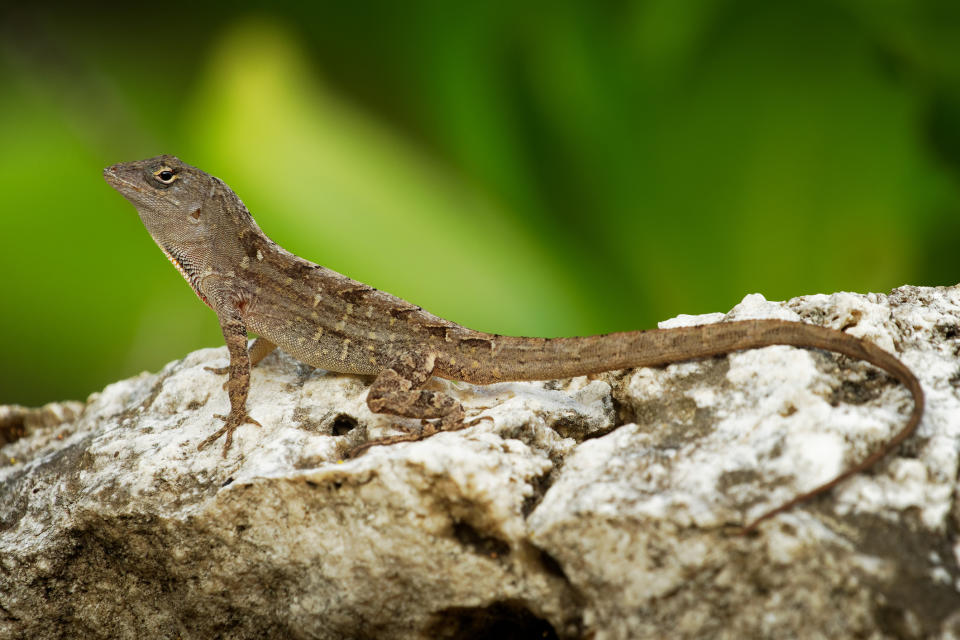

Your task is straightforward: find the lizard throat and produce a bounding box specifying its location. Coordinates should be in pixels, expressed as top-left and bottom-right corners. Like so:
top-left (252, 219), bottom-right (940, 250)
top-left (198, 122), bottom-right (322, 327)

top-left (159, 243), bottom-right (211, 308)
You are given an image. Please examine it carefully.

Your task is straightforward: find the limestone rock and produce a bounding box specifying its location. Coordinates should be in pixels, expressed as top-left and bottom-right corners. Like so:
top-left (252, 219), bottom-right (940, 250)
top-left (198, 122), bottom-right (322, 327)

top-left (2, 286), bottom-right (959, 639)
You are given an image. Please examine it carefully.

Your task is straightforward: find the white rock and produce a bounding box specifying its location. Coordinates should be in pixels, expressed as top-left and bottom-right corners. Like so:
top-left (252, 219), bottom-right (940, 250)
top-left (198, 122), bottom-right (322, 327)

top-left (2, 285), bottom-right (959, 639)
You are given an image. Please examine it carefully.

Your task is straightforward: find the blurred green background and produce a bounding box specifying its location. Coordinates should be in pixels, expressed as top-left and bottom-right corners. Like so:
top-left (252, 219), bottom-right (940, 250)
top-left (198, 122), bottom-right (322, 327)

top-left (2, 1), bottom-right (959, 406)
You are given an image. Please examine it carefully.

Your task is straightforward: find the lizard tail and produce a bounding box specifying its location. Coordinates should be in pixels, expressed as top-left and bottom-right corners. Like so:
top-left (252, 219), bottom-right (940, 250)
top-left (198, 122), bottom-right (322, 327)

top-left (470, 319), bottom-right (925, 533)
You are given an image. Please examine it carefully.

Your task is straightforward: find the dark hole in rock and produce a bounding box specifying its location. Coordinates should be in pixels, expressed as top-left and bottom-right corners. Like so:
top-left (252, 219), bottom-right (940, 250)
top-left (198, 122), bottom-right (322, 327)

top-left (427, 600), bottom-right (558, 640)
top-left (452, 521), bottom-right (510, 559)
top-left (331, 414), bottom-right (359, 436)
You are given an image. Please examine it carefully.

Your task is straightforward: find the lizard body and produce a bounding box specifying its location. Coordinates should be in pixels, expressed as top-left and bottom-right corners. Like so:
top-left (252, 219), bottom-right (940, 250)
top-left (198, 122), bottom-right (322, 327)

top-left (104, 155), bottom-right (924, 532)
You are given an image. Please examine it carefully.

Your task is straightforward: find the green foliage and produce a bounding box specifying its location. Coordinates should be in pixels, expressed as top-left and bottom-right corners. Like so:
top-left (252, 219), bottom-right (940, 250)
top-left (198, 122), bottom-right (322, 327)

top-left (1, 1), bottom-right (959, 404)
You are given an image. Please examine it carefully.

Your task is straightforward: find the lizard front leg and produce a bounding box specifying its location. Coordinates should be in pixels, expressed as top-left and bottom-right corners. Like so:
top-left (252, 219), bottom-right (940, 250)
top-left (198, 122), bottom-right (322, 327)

top-left (198, 311), bottom-right (263, 456)
top-left (356, 352), bottom-right (466, 453)
top-left (205, 337), bottom-right (277, 376)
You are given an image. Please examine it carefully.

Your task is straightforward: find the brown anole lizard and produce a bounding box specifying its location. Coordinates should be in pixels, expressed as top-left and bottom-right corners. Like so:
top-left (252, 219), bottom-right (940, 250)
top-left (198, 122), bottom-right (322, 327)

top-left (103, 155), bottom-right (924, 533)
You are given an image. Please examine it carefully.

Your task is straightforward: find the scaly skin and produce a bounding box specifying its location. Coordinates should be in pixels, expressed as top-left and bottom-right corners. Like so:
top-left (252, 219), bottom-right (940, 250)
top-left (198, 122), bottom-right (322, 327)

top-left (104, 155), bottom-right (924, 533)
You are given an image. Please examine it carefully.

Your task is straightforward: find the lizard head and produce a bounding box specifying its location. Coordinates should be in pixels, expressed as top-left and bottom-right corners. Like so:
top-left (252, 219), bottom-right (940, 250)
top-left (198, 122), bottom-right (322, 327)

top-left (103, 155), bottom-right (249, 306)
top-left (103, 154), bottom-right (218, 242)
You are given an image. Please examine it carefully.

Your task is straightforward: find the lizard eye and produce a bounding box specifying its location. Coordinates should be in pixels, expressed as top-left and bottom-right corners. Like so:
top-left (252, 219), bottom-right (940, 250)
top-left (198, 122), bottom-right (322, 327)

top-left (154, 167), bottom-right (177, 184)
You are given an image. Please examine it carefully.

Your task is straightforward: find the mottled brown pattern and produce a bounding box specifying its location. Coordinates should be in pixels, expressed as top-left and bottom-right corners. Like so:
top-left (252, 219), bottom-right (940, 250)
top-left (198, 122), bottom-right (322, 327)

top-left (458, 337), bottom-right (494, 351)
top-left (334, 286), bottom-right (375, 304)
top-left (238, 224), bottom-right (263, 260)
top-left (424, 325), bottom-right (450, 340)
top-left (284, 260), bottom-right (315, 279)
top-left (104, 155), bottom-right (925, 532)
top-left (388, 306), bottom-right (420, 319)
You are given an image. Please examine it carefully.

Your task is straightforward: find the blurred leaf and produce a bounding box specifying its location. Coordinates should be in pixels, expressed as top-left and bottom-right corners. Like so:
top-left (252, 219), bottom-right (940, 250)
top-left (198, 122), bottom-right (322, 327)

top-left (185, 20), bottom-right (599, 336)
top-left (1, 1), bottom-right (959, 406)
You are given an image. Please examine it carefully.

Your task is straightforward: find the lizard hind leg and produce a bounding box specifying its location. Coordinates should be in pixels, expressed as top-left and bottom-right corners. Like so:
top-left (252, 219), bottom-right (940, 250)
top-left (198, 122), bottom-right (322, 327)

top-left (355, 354), bottom-right (469, 455)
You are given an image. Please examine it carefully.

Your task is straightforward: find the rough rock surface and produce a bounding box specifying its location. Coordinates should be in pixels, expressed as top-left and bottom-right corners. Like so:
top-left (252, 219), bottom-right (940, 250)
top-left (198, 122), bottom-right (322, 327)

top-left (2, 286), bottom-right (960, 639)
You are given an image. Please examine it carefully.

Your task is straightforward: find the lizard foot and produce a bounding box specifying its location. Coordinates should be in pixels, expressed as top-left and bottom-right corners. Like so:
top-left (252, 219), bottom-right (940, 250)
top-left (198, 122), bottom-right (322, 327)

top-left (198, 410), bottom-right (262, 457)
top-left (348, 413), bottom-right (493, 458)
top-left (423, 412), bottom-right (493, 432)
top-left (347, 431), bottom-right (426, 457)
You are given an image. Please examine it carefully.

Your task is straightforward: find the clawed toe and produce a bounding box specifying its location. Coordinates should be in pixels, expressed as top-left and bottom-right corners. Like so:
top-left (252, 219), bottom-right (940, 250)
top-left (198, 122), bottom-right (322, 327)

top-left (198, 410), bottom-right (261, 456)
top-left (197, 422), bottom-right (230, 453)
top-left (464, 414), bottom-right (494, 428)
top-left (204, 365), bottom-right (230, 375)
top-left (347, 432), bottom-right (423, 457)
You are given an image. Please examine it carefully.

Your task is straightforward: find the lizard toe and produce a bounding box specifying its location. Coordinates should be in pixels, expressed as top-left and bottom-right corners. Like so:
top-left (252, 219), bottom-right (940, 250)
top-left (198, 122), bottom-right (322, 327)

top-left (464, 414), bottom-right (494, 428)
top-left (198, 423), bottom-right (230, 451)
top-left (204, 365), bottom-right (230, 376)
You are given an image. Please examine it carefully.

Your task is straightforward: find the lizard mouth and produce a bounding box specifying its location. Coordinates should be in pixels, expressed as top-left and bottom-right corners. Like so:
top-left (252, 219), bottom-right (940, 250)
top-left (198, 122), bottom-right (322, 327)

top-left (103, 166), bottom-right (144, 193)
